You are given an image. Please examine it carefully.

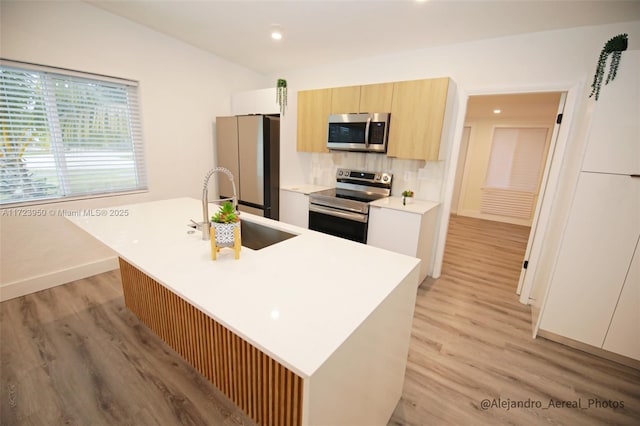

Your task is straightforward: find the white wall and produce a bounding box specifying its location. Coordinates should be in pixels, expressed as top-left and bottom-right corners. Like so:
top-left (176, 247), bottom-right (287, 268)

top-left (0, 1), bottom-right (268, 300)
top-left (271, 21), bottom-right (640, 279)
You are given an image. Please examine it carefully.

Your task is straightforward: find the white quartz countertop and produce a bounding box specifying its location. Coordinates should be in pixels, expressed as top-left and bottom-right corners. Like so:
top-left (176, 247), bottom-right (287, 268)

top-left (370, 196), bottom-right (440, 215)
top-left (280, 184), bottom-right (332, 194)
top-left (67, 198), bottom-right (420, 378)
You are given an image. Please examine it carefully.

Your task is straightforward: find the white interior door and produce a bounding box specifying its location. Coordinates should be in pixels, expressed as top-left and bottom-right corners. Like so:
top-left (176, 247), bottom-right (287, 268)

top-left (517, 93), bottom-right (567, 300)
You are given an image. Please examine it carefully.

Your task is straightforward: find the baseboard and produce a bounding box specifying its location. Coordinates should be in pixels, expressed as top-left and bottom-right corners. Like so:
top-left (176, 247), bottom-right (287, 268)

top-left (537, 330), bottom-right (640, 371)
top-left (0, 257), bottom-right (119, 302)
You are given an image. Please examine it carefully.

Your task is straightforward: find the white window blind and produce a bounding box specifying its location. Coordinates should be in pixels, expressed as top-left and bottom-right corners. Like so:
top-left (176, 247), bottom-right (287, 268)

top-left (481, 127), bottom-right (548, 220)
top-left (0, 61), bottom-right (147, 206)
top-left (485, 127), bottom-right (548, 192)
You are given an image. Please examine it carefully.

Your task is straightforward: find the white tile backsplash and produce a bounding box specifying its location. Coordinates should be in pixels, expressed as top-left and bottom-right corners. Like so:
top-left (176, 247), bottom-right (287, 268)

top-left (310, 152), bottom-right (444, 201)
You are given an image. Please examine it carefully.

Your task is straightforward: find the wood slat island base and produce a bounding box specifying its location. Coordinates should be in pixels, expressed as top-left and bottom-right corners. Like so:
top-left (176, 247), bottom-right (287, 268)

top-left (119, 258), bottom-right (303, 426)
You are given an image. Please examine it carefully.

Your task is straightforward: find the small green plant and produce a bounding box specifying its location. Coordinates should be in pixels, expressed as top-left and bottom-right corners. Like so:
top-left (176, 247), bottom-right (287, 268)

top-left (589, 33), bottom-right (628, 101)
top-left (402, 190), bottom-right (414, 206)
top-left (211, 201), bottom-right (239, 224)
top-left (276, 78), bottom-right (287, 116)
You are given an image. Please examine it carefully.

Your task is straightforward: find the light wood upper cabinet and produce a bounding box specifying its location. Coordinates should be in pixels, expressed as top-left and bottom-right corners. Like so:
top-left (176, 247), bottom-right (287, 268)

top-left (359, 83), bottom-right (394, 113)
top-left (388, 78), bottom-right (449, 161)
top-left (330, 86), bottom-right (360, 114)
top-left (331, 83), bottom-right (394, 114)
top-left (297, 89), bottom-right (331, 153)
top-left (296, 78), bottom-right (450, 157)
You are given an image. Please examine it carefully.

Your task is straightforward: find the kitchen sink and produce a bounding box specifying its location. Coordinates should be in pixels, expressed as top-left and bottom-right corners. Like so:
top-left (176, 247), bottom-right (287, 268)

top-left (240, 220), bottom-right (297, 250)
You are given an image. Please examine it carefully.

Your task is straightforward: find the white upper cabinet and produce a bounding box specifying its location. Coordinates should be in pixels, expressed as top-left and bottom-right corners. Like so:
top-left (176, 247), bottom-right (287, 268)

top-left (582, 50), bottom-right (640, 175)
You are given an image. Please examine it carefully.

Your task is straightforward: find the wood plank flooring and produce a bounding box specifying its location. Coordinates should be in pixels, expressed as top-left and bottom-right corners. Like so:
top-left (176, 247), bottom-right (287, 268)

top-left (1, 214), bottom-right (639, 425)
top-left (0, 272), bottom-right (257, 426)
top-left (389, 215), bottom-right (640, 425)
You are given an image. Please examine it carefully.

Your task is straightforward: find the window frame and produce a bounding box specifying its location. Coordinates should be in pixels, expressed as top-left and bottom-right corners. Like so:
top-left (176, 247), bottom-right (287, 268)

top-left (0, 59), bottom-right (148, 208)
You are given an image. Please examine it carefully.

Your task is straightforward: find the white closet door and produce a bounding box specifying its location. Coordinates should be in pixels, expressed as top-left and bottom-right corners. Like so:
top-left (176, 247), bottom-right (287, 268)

top-left (582, 50), bottom-right (640, 175)
top-left (603, 236), bottom-right (640, 361)
top-left (539, 172), bottom-right (640, 347)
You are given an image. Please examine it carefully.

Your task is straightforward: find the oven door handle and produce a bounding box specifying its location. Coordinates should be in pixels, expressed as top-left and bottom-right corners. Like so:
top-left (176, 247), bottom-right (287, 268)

top-left (309, 204), bottom-right (368, 223)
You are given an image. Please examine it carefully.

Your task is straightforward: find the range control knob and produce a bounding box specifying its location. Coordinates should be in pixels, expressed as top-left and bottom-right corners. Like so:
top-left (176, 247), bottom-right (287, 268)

top-left (338, 170), bottom-right (344, 176)
top-left (382, 175), bottom-right (390, 183)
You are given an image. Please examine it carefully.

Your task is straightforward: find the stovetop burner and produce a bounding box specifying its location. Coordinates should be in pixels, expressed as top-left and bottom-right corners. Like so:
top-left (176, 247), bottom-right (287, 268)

top-left (309, 168), bottom-right (393, 213)
top-left (335, 188), bottom-right (388, 203)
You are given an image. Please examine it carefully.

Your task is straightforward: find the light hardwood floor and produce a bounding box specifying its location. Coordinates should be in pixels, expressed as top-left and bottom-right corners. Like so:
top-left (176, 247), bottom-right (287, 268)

top-left (1, 215), bottom-right (639, 425)
top-left (389, 215), bottom-right (640, 425)
top-left (0, 272), bottom-right (257, 426)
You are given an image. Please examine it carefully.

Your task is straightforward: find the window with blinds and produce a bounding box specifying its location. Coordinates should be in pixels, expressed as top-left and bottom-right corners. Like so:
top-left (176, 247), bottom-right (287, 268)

top-left (0, 61), bottom-right (147, 206)
top-left (481, 127), bottom-right (549, 219)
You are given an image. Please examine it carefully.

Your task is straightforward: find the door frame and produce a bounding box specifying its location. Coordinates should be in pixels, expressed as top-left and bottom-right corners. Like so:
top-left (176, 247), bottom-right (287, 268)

top-left (433, 82), bottom-right (582, 321)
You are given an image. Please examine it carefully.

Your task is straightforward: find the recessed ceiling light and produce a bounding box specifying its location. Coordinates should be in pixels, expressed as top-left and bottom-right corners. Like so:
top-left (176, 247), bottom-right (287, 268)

top-left (271, 25), bottom-right (283, 40)
top-left (493, 109), bottom-right (502, 114)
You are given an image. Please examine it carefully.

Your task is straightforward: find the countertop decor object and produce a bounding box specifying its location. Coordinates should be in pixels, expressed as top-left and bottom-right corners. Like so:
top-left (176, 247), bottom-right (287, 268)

top-left (276, 78), bottom-right (287, 115)
top-left (402, 190), bottom-right (414, 205)
top-left (210, 201), bottom-right (241, 260)
top-left (589, 33), bottom-right (628, 101)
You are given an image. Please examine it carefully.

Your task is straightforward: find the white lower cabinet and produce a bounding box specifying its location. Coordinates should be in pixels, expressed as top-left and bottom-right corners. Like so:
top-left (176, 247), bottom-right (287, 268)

top-left (540, 172), bottom-right (640, 359)
top-left (603, 240), bottom-right (640, 360)
top-left (367, 203), bottom-right (439, 283)
top-left (279, 189), bottom-right (309, 229)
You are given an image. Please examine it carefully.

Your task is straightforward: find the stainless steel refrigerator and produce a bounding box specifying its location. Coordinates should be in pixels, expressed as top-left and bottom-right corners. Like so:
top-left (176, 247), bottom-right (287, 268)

top-left (215, 115), bottom-right (280, 220)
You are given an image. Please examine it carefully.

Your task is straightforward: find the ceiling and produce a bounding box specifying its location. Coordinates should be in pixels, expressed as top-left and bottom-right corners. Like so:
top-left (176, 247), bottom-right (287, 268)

top-left (84, 0), bottom-right (640, 75)
top-left (465, 92), bottom-right (563, 121)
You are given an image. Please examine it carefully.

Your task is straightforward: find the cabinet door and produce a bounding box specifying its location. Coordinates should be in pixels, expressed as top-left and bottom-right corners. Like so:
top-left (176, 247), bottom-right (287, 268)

top-left (330, 86), bottom-right (360, 114)
top-left (367, 206), bottom-right (420, 257)
top-left (297, 89), bottom-right (331, 152)
top-left (359, 83), bottom-right (394, 113)
top-left (388, 78), bottom-right (449, 161)
top-left (582, 51), bottom-right (639, 175)
top-left (603, 237), bottom-right (640, 361)
top-left (279, 190), bottom-right (309, 229)
top-left (540, 173), bottom-right (640, 347)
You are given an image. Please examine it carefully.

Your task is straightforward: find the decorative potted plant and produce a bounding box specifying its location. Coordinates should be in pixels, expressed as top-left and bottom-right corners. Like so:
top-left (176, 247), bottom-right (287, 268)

top-left (402, 190), bottom-right (414, 206)
top-left (210, 201), bottom-right (240, 247)
top-left (589, 33), bottom-right (628, 101)
top-left (276, 78), bottom-right (287, 116)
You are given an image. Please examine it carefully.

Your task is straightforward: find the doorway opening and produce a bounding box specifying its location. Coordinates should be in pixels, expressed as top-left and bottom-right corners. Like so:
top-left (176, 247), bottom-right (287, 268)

top-left (446, 91), bottom-right (566, 297)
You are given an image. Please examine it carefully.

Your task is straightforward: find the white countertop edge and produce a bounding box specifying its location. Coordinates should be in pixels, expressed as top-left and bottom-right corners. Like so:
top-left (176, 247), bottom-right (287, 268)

top-left (370, 196), bottom-right (441, 214)
top-left (280, 184), bottom-right (332, 195)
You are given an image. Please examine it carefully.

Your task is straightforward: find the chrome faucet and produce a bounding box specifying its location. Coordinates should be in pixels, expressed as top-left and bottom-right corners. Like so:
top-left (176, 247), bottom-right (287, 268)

top-left (201, 167), bottom-right (238, 240)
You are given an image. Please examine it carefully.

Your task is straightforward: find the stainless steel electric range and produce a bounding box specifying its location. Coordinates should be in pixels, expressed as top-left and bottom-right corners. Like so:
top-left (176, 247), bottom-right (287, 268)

top-left (308, 168), bottom-right (393, 243)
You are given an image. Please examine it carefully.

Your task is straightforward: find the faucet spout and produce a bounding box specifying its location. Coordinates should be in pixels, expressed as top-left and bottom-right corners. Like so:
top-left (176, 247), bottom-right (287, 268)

top-left (201, 167), bottom-right (238, 241)
top-left (202, 186), bottom-right (210, 241)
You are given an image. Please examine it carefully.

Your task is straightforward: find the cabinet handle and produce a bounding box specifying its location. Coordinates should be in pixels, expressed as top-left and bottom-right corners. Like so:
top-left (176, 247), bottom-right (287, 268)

top-left (631, 174), bottom-right (640, 178)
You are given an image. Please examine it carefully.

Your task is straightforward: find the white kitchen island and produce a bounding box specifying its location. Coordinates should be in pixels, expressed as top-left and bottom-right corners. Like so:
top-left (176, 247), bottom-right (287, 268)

top-left (67, 198), bottom-right (421, 426)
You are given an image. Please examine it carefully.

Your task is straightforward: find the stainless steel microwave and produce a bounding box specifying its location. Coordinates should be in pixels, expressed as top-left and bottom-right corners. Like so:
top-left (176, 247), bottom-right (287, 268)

top-left (327, 113), bottom-right (390, 153)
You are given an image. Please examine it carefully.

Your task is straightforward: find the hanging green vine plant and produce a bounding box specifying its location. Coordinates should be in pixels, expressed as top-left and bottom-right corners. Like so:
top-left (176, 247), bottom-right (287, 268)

top-left (589, 33), bottom-right (628, 101)
top-left (276, 78), bottom-right (287, 116)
